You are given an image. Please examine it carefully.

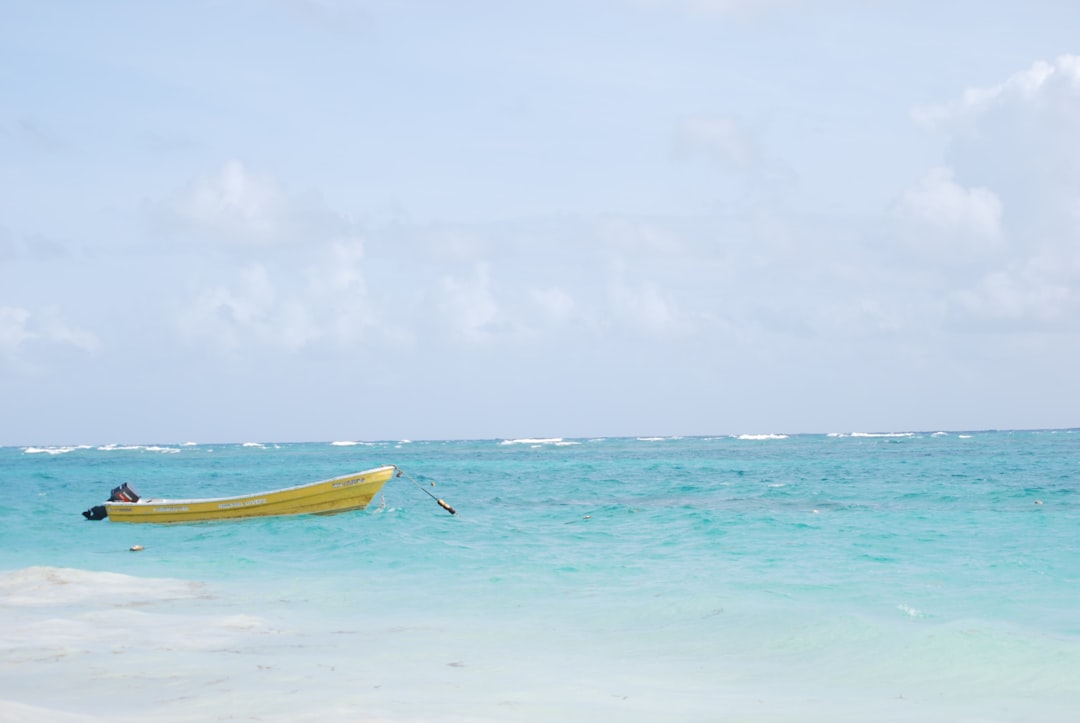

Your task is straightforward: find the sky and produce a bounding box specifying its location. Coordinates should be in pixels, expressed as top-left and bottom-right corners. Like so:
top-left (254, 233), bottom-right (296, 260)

top-left (3, 0), bottom-right (1080, 445)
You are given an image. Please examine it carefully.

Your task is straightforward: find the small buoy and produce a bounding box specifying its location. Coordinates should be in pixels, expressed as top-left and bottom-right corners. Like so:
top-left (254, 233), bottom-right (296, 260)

top-left (130, 545), bottom-right (144, 552)
top-left (583, 515), bottom-right (591, 520)
top-left (1035, 500), bottom-right (1044, 505)
top-left (812, 509), bottom-right (820, 514)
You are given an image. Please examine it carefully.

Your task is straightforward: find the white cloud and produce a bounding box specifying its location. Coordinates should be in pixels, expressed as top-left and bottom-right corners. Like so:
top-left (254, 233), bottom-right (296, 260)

top-left (897, 167), bottom-right (1002, 237)
top-left (0, 306), bottom-right (33, 354)
top-left (438, 263), bottom-right (500, 342)
top-left (37, 309), bottom-right (101, 354)
top-left (911, 57), bottom-right (1077, 131)
top-left (0, 305), bottom-right (100, 368)
top-left (320, 239), bottom-right (367, 291)
top-left (163, 160), bottom-right (345, 245)
top-left (178, 264), bottom-right (289, 351)
top-left (176, 238), bottom-right (407, 352)
top-left (307, 239), bottom-right (386, 346)
top-left (902, 55), bottom-right (1080, 329)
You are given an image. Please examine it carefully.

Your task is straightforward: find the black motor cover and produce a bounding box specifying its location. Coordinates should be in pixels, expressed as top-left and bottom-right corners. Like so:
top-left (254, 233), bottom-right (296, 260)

top-left (109, 483), bottom-right (140, 502)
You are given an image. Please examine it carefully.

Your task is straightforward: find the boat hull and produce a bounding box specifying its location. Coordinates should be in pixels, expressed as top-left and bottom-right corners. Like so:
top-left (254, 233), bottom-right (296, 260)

top-left (103, 466), bottom-right (396, 523)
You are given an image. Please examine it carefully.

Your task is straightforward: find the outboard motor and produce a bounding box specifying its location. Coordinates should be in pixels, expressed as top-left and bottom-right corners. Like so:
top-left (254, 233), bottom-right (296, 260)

top-left (82, 505), bottom-right (107, 520)
top-left (109, 483), bottom-right (140, 503)
top-left (82, 483), bottom-right (140, 521)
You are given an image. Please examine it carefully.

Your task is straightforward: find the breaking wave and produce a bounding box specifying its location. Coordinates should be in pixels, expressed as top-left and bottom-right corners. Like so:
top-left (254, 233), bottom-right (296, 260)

top-left (500, 438), bottom-right (564, 446)
top-left (734, 434), bottom-right (789, 441)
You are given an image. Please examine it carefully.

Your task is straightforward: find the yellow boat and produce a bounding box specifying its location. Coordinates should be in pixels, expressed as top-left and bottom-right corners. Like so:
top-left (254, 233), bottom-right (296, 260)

top-left (82, 465), bottom-right (397, 523)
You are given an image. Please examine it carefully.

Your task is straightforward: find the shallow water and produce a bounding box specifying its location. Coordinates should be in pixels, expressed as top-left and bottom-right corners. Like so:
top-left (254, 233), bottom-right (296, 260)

top-left (2, 432), bottom-right (1079, 720)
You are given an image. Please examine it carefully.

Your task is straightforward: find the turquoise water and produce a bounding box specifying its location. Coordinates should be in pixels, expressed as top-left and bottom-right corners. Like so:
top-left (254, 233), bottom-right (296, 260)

top-left (2, 432), bottom-right (1079, 721)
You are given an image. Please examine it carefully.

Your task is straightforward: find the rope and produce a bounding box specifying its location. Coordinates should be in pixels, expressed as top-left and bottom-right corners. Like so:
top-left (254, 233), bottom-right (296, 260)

top-left (394, 466), bottom-right (457, 515)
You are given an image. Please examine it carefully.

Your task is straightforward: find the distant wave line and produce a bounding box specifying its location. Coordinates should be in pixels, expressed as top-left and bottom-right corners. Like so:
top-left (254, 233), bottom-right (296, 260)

top-left (734, 434), bottom-right (789, 441)
top-left (499, 438), bottom-right (565, 446)
top-left (23, 444), bottom-right (181, 455)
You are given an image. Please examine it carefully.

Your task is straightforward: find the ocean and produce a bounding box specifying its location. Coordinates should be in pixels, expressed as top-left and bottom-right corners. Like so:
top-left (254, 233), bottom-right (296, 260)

top-left (1, 431), bottom-right (1078, 721)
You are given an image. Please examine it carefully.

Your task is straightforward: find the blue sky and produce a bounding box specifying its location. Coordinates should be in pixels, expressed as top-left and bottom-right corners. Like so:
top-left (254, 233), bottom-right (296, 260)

top-left (3, 0), bottom-right (1080, 445)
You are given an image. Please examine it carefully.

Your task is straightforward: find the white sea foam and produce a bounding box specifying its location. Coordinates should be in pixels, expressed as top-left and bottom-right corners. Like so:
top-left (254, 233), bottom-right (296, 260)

top-left (897, 604), bottom-right (928, 618)
top-left (242, 442), bottom-right (266, 448)
top-left (22, 446), bottom-right (92, 455)
top-left (959, 434), bottom-right (973, 439)
top-left (849, 432), bottom-right (916, 438)
top-left (0, 567), bottom-right (205, 608)
top-left (0, 567), bottom-right (286, 721)
top-left (0, 700), bottom-right (100, 722)
top-left (96, 444), bottom-right (181, 454)
top-left (499, 437), bottom-right (564, 445)
top-left (330, 440), bottom-right (360, 446)
top-left (636, 436), bottom-right (668, 442)
top-left (735, 434), bottom-right (789, 441)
